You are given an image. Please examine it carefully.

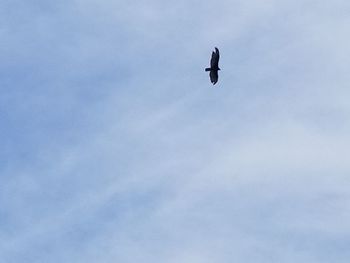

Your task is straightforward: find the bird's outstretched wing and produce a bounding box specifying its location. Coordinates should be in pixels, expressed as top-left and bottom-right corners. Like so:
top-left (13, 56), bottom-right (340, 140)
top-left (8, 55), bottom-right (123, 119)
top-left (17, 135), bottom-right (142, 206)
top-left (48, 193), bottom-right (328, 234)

top-left (210, 70), bottom-right (218, 85)
top-left (210, 47), bottom-right (220, 68)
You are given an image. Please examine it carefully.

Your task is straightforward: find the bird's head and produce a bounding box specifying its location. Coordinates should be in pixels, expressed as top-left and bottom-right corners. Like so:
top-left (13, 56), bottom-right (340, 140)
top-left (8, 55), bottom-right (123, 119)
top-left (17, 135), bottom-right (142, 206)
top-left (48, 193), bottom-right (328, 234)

top-left (218, 68), bottom-right (221, 70)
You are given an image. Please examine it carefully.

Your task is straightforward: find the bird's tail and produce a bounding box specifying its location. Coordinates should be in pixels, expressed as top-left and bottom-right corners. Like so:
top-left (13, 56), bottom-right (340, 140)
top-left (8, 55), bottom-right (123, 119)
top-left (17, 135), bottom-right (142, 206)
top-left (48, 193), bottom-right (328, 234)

top-left (205, 68), bottom-right (211, 71)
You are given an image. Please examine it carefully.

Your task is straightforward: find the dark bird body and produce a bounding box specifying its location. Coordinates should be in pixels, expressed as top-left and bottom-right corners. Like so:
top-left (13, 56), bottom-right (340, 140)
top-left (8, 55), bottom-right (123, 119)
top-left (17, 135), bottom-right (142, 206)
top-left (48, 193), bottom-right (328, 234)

top-left (205, 47), bottom-right (220, 85)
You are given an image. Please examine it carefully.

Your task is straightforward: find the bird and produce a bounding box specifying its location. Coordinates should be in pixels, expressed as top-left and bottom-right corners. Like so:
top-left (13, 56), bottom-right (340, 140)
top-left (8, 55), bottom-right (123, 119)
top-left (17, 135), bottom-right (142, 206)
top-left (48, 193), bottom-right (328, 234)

top-left (205, 47), bottom-right (220, 85)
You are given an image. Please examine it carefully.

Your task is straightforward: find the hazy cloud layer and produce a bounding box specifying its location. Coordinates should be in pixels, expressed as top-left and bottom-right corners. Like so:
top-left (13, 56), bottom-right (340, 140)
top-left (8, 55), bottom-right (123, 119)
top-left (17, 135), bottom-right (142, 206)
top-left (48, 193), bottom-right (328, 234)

top-left (1, 0), bottom-right (350, 262)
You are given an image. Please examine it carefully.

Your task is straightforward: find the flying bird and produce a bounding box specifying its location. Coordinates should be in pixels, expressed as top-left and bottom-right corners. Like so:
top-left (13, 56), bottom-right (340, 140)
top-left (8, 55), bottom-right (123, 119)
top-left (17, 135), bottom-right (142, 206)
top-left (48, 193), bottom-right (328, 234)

top-left (205, 47), bottom-right (220, 85)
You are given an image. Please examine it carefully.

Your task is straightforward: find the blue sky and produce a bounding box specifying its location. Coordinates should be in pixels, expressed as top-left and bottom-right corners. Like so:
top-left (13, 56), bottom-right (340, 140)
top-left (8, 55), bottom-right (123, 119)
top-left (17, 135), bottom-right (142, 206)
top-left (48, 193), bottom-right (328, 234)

top-left (1, 0), bottom-right (350, 262)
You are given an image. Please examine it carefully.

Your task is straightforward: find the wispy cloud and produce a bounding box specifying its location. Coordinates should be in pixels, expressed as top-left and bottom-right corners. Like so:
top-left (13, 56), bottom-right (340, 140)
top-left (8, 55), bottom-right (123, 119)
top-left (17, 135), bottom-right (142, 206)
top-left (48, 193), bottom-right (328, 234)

top-left (1, 0), bottom-right (350, 262)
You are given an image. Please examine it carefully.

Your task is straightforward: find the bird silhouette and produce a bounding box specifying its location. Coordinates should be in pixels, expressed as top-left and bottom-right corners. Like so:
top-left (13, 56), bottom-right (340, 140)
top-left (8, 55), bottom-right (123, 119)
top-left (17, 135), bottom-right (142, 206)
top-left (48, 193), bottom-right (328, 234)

top-left (205, 47), bottom-right (220, 85)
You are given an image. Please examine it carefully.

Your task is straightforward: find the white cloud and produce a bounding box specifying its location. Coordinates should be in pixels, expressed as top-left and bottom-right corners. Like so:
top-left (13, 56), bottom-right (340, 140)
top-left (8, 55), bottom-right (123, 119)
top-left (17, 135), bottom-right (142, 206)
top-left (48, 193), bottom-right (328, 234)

top-left (1, 0), bottom-right (350, 262)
